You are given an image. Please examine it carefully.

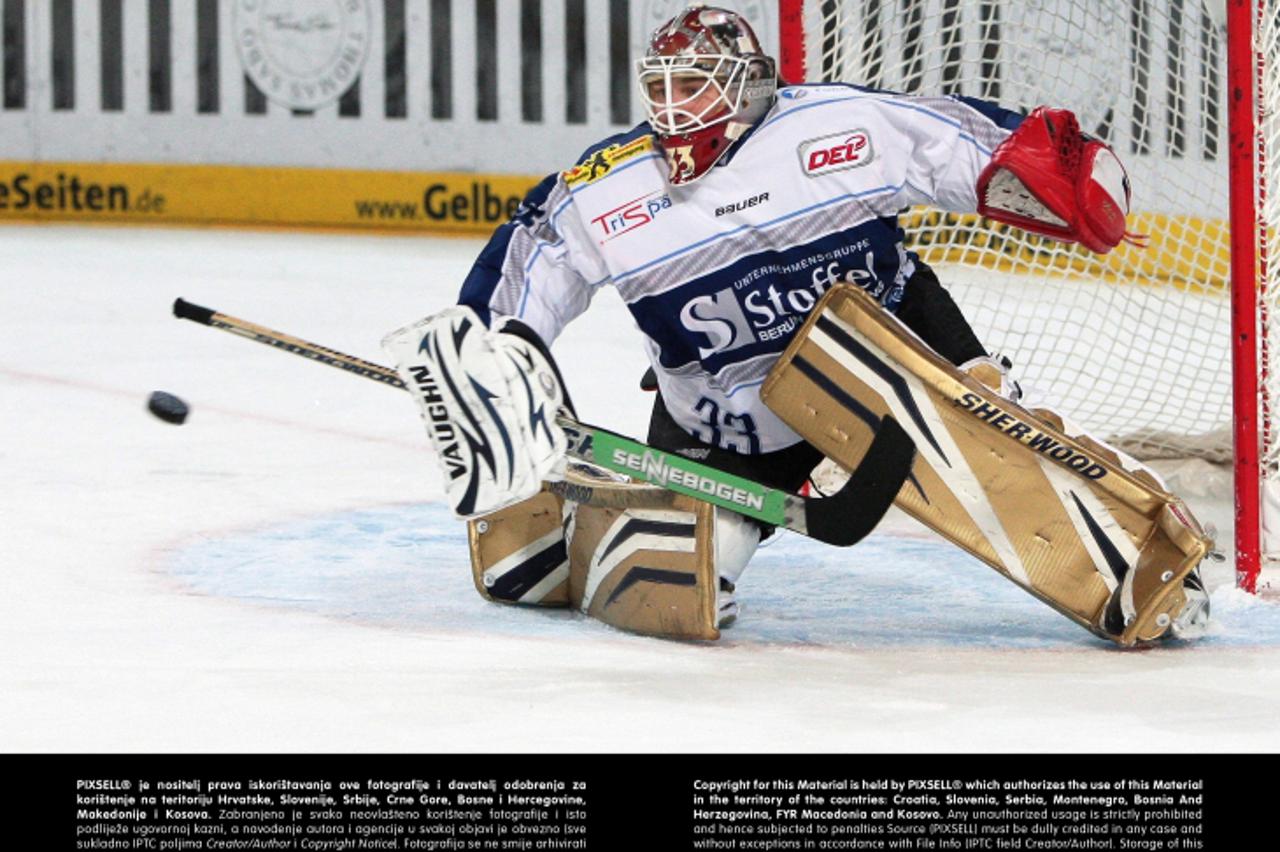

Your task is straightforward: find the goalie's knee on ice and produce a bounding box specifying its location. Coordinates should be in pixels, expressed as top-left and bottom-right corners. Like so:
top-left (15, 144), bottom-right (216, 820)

top-left (570, 499), bottom-right (763, 638)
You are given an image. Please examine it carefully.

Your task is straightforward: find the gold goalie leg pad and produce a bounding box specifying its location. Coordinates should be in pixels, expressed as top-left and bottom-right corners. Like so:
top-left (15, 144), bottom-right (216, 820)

top-left (469, 464), bottom-right (720, 639)
top-left (469, 490), bottom-right (571, 607)
top-left (760, 284), bottom-right (1211, 646)
top-left (568, 495), bottom-right (719, 641)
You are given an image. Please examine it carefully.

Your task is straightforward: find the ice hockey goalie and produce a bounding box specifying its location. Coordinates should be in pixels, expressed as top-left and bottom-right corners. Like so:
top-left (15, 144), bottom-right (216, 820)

top-left (383, 5), bottom-right (1213, 647)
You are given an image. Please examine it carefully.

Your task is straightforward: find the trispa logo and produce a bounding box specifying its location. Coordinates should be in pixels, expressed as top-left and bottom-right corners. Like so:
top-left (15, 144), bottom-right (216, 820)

top-left (798, 130), bottom-right (873, 177)
top-left (591, 191), bottom-right (672, 242)
top-left (234, 0), bottom-right (372, 111)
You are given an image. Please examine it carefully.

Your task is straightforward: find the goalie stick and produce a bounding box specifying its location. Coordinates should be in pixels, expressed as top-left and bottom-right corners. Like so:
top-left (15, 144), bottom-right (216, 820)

top-left (172, 298), bottom-right (914, 546)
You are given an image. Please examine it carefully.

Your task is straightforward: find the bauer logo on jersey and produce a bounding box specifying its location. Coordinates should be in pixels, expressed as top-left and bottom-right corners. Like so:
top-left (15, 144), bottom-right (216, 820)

top-left (798, 130), bottom-right (874, 177)
top-left (715, 192), bottom-right (770, 218)
top-left (562, 137), bottom-right (656, 189)
top-left (590, 190), bottom-right (673, 242)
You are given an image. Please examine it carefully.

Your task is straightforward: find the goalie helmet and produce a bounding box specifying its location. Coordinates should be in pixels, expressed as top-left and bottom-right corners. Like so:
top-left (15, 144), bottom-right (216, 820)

top-left (637, 4), bottom-right (777, 186)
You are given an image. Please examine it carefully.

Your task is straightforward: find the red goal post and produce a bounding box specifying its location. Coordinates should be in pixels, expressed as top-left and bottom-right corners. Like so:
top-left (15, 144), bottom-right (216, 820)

top-left (775, 0), bottom-right (1274, 593)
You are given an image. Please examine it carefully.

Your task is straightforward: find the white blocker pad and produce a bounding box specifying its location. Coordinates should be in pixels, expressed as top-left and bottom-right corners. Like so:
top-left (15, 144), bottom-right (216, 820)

top-left (760, 284), bottom-right (1211, 646)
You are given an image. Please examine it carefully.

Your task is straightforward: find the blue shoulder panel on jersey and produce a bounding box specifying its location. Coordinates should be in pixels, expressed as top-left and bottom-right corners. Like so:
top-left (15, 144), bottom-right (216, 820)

top-left (952, 94), bottom-right (1024, 131)
top-left (457, 172), bottom-right (558, 324)
top-left (775, 83), bottom-right (1025, 134)
top-left (456, 123), bottom-right (654, 323)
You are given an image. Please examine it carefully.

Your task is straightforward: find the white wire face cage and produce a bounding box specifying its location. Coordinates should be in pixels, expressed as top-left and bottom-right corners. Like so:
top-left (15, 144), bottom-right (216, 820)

top-left (637, 54), bottom-right (753, 135)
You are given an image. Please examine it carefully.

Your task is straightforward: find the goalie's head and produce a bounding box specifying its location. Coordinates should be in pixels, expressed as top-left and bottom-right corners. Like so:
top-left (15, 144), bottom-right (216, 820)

top-left (638, 4), bottom-right (777, 186)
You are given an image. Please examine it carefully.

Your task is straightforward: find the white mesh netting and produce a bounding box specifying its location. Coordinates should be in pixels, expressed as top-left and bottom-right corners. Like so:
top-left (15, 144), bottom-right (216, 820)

top-left (800, 0), bottom-right (1240, 463)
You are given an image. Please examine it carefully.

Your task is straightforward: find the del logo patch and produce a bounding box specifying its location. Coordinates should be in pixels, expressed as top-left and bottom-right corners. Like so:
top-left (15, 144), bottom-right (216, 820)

top-left (797, 130), bottom-right (873, 177)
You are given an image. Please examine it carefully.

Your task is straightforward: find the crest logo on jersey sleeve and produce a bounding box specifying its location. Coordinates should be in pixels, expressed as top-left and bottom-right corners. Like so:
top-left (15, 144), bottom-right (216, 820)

top-left (562, 137), bottom-right (657, 189)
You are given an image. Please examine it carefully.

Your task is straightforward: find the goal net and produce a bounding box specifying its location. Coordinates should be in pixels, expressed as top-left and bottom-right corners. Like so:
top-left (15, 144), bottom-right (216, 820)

top-left (780, 0), bottom-right (1277, 590)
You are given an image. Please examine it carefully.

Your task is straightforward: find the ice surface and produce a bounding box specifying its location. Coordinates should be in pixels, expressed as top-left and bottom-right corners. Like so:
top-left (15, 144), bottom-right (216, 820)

top-left (2, 225), bottom-right (1278, 753)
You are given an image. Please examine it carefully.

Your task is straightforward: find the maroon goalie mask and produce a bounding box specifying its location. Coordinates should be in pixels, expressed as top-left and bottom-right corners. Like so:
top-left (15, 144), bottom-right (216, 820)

top-left (637, 5), bottom-right (778, 186)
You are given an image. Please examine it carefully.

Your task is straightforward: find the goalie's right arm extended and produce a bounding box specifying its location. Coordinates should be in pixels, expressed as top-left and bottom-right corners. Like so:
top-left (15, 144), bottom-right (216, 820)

top-left (387, 157), bottom-right (611, 519)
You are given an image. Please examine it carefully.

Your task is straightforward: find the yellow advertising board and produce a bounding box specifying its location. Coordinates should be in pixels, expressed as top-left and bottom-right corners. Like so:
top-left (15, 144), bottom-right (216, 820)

top-left (0, 162), bottom-right (543, 235)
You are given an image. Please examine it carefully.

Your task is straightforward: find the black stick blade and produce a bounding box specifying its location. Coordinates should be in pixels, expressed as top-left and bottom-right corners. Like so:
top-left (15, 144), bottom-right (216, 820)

top-left (805, 417), bottom-right (915, 547)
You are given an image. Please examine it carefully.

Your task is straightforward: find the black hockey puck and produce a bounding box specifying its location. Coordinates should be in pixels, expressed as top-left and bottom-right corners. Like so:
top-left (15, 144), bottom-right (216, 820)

top-left (147, 391), bottom-right (190, 425)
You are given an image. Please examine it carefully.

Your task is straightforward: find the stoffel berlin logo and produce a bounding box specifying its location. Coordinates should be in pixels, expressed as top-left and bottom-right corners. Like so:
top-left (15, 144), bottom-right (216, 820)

top-left (234, 0), bottom-right (372, 111)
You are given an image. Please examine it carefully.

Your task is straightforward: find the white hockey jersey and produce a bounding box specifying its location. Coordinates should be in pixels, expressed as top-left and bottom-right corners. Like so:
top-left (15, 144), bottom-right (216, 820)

top-left (458, 84), bottom-right (1021, 454)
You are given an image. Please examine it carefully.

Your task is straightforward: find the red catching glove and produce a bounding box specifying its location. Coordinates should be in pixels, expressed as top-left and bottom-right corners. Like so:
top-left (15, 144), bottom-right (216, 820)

top-left (976, 107), bottom-right (1144, 254)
